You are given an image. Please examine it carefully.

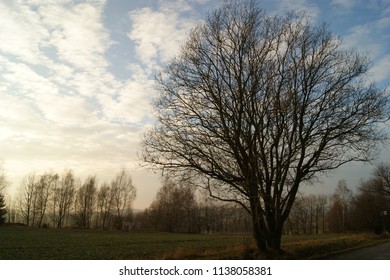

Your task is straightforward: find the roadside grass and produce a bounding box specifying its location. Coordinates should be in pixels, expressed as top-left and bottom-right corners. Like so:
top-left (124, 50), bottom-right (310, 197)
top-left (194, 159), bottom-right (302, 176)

top-left (164, 233), bottom-right (390, 260)
top-left (0, 226), bottom-right (388, 259)
top-left (281, 233), bottom-right (390, 259)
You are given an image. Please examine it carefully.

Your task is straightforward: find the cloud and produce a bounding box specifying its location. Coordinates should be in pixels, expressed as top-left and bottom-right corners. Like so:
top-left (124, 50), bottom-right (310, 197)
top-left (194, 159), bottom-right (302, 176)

top-left (342, 17), bottom-right (390, 84)
top-left (0, 0), bottom-right (154, 190)
top-left (0, 1), bottom-right (49, 65)
top-left (331, 0), bottom-right (358, 9)
top-left (370, 54), bottom-right (390, 83)
top-left (276, 0), bottom-right (320, 19)
top-left (127, 0), bottom-right (200, 69)
top-left (39, 2), bottom-right (111, 70)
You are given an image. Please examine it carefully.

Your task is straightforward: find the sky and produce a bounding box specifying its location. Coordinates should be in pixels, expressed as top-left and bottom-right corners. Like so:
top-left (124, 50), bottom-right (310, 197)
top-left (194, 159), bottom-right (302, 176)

top-left (0, 0), bottom-right (389, 209)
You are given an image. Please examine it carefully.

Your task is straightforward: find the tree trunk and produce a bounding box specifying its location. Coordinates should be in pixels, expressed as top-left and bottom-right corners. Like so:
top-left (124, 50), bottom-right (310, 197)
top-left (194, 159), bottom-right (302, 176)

top-left (250, 198), bottom-right (284, 255)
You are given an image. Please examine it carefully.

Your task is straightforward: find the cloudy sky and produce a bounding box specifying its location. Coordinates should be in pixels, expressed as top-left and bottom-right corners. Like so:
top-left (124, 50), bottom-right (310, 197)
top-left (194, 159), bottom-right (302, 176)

top-left (1, 0), bottom-right (389, 208)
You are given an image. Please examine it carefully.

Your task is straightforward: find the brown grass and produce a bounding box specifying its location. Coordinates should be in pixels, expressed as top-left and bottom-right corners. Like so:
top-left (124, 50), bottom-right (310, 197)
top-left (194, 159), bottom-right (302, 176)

top-left (160, 232), bottom-right (390, 259)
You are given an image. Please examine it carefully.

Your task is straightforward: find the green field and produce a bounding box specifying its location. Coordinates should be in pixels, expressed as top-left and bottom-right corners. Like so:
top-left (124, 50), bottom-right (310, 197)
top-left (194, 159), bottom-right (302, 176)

top-left (0, 226), bottom-right (252, 259)
top-left (0, 226), bottom-right (387, 259)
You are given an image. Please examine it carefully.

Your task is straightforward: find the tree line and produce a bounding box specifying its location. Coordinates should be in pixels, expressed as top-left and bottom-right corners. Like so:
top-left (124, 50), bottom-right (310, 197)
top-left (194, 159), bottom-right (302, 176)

top-left (4, 169), bottom-right (136, 230)
top-left (138, 163), bottom-right (390, 235)
top-left (1, 163), bottom-right (390, 235)
top-left (138, 177), bottom-right (253, 234)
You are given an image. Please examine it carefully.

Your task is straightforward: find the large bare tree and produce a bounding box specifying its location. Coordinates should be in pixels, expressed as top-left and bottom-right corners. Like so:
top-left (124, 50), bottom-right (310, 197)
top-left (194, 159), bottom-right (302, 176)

top-left (142, 0), bottom-right (389, 253)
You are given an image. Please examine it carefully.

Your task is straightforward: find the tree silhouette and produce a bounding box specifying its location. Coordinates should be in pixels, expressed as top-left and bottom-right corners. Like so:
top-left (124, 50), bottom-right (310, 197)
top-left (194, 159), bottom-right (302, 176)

top-left (142, 0), bottom-right (389, 253)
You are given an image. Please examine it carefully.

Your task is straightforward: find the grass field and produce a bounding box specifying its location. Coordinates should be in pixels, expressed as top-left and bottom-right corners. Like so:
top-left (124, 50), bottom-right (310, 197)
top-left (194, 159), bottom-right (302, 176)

top-left (0, 226), bottom-right (388, 259)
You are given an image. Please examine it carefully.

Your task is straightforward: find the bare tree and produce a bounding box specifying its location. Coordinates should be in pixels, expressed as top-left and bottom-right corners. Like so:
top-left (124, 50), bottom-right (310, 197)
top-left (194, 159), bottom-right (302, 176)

top-left (96, 182), bottom-right (114, 229)
top-left (0, 162), bottom-right (8, 225)
top-left (75, 176), bottom-right (97, 229)
top-left (331, 180), bottom-right (352, 233)
top-left (34, 172), bottom-right (58, 227)
top-left (0, 162), bottom-right (8, 194)
top-left (110, 169), bottom-right (136, 230)
top-left (142, 1), bottom-right (389, 253)
top-left (348, 164), bottom-right (390, 232)
top-left (147, 177), bottom-right (198, 233)
top-left (17, 173), bottom-right (37, 226)
top-left (373, 163), bottom-right (390, 196)
top-left (52, 170), bottom-right (76, 228)
top-left (0, 192), bottom-right (7, 225)
top-left (316, 195), bottom-right (328, 234)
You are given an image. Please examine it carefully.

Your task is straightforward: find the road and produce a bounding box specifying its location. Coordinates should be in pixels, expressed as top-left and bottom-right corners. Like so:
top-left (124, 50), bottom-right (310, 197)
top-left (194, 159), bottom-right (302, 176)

top-left (327, 242), bottom-right (390, 260)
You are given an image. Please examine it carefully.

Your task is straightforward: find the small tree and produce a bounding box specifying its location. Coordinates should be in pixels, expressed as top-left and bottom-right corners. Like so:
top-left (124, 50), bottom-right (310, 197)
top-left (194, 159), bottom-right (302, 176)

top-left (142, 0), bottom-right (389, 253)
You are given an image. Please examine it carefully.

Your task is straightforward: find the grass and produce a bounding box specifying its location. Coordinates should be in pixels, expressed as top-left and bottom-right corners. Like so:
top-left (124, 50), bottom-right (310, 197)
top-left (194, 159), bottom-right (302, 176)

top-left (0, 226), bottom-right (388, 259)
top-left (0, 226), bottom-right (249, 259)
top-left (281, 232), bottom-right (390, 259)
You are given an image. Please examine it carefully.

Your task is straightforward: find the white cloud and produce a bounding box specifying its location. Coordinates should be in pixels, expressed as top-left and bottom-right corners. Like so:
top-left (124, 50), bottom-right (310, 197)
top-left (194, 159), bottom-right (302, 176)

top-left (39, 2), bottom-right (111, 70)
top-left (370, 54), bottom-right (390, 83)
top-left (127, 1), bottom-right (199, 69)
top-left (98, 80), bottom-right (154, 124)
top-left (276, 0), bottom-right (320, 19)
top-left (0, 0), bottom-right (213, 207)
top-left (331, 0), bottom-right (358, 9)
top-left (0, 2), bottom-right (49, 64)
top-left (0, 0), bottom-right (155, 194)
top-left (339, 23), bottom-right (390, 85)
top-left (342, 17), bottom-right (390, 62)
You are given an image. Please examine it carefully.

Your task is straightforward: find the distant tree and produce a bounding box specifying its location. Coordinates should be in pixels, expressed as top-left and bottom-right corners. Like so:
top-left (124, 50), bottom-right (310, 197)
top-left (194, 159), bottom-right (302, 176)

top-left (350, 178), bottom-right (388, 231)
top-left (329, 180), bottom-right (352, 233)
top-left (285, 194), bottom-right (329, 235)
top-left (52, 170), bottom-right (76, 228)
top-left (75, 176), bottom-right (97, 229)
top-left (96, 182), bottom-right (114, 230)
top-left (35, 172), bottom-right (58, 227)
top-left (142, 0), bottom-right (389, 253)
top-left (17, 173), bottom-right (37, 226)
top-left (0, 162), bottom-right (8, 194)
top-left (0, 162), bottom-right (9, 225)
top-left (373, 163), bottom-right (390, 196)
top-left (0, 192), bottom-right (7, 225)
top-left (349, 165), bottom-right (390, 232)
top-left (110, 169), bottom-right (136, 230)
top-left (316, 195), bottom-right (328, 234)
top-left (148, 177), bottom-right (198, 233)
